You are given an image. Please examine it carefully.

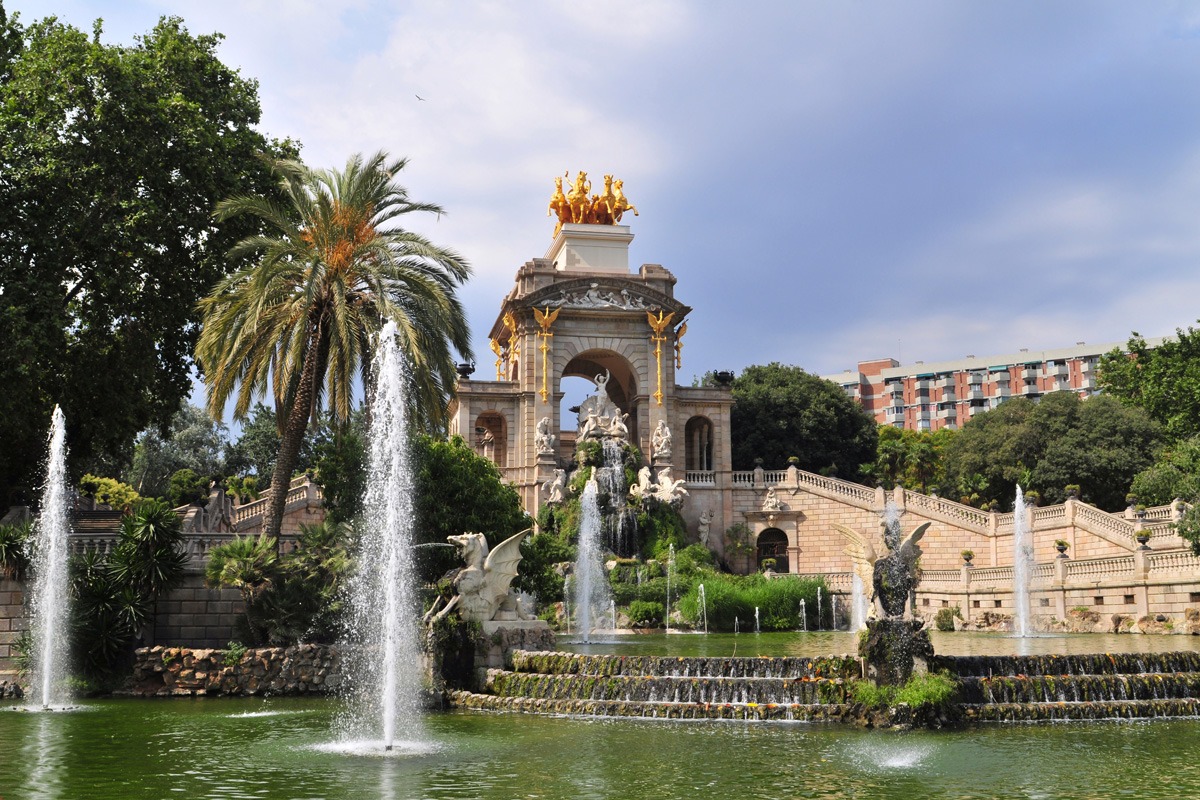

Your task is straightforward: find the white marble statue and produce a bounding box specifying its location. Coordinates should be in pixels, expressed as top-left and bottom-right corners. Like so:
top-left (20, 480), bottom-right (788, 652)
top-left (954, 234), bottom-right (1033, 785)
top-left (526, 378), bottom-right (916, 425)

top-left (651, 420), bottom-right (672, 460)
top-left (535, 417), bottom-right (556, 455)
top-left (762, 487), bottom-right (782, 512)
top-left (654, 467), bottom-right (688, 506)
top-left (424, 529), bottom-right (532, 624)
top-left (629, 465), bottom-right (655, 501)
top-left (698, 508), bottom-right (714, 548)
top-left (608, 409), bottom-right (629, 441)
top-left (544, 468), bottom-right (567, 505)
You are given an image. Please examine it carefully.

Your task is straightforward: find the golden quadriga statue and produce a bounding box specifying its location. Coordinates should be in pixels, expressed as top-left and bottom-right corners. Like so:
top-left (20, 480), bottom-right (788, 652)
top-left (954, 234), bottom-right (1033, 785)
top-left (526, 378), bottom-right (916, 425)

top-left (548, 171), bottom-right (638, 237)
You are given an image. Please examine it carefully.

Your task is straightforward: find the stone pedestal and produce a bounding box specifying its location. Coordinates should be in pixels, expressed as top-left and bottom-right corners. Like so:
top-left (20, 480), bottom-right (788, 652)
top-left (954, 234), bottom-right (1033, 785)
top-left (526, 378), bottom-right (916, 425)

top-left (473, 620), bottom-right (555, 690)
top-left (546, 224), bottom-right (633, 273)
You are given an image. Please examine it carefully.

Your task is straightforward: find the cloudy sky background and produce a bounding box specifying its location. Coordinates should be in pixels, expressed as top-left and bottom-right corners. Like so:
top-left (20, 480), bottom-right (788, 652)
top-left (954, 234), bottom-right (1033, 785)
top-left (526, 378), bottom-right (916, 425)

top-left (14, 0), bottom-right (1200, 385)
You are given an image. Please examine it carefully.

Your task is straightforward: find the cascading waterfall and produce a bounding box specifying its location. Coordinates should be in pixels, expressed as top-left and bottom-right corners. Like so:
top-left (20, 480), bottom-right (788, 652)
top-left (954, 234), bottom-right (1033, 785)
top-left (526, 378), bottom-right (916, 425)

top-left (664, 543), bottom-right (675, 632)
top-left (29, 405), bottom-right (70, 709)
top-left (574, 479), bottom-right (612, 642)
top-left (342, 322), bottom-right (422, 752)
top-left (598, 439), bottom-right (638, 556)
top-left (1013, 486), bottom-right (1033, 637)
top-left (850, 573), bottom-right (869, 631)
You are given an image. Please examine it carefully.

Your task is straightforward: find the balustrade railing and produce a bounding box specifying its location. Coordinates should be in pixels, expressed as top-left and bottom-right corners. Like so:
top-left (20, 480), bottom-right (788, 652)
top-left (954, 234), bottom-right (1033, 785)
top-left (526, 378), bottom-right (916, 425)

top-left (685, 471), bottom-right (716, 485)
top-left (920, 569), bottom-right (962, 585)
top-left (1065, 556), bottom-right (1135, 580)
top-left (902, 490), bottom-right (990, 531)
top-left (1072, 502), bottom-right (1136, 544)
top-left (1147, 550), bottom-right (1200, 573)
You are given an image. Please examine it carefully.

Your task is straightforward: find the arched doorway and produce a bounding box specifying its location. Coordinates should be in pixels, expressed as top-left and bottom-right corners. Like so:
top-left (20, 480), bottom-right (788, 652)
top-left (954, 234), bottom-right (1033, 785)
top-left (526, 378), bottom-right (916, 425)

top-left (756, 528), bottom-right (789, 573)
top-left (474, 412), bottom-right (506, 467)
top-left (559, 350), bottom-right (640, 444)
top-left (685, 416), bottom-right (713, 472)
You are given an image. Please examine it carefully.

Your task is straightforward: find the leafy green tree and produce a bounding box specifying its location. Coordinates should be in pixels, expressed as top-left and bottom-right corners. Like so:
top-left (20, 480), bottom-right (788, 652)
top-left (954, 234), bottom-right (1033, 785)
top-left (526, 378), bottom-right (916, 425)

top-left (124, 403), bottom-right (228, 497)
top-left (1099, 326), bottom-right (1200, 442)
top-left (196, 152), bottom-right (473, 544)
top-left (78, 475), bottom-right (140, 511)
top-left (1129, 435), bottom-right (1200, 507)
top-left (943, 393), bottom-right (1160, 511)
top-left (411, 434), bottom-right (532, 582)
top-left (223, 404), bottom-right (284, 480)
top-left (729, 363), bottom-right (877, 477)
top-left (310, 410), bottom-right (367, 524)
top-left (167, 468), bottom-right (209, 508)
top-left (0, 11), bottom-right (292, 505)
top-left (204, 535), bottom-right (278, 644)
top-left (866, 427), bottom-right (952, 492)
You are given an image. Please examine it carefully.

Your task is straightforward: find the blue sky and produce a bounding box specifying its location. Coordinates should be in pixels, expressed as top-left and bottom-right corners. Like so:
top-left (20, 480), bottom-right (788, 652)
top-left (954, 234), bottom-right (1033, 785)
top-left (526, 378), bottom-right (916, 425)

top-left (14, 1), bottom-right (1200, 387)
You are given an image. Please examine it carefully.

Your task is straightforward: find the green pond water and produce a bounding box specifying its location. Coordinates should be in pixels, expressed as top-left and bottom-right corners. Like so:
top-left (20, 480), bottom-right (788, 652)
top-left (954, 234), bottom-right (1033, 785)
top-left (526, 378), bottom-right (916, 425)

top-left (4, 632), bottom-right (1200, 799)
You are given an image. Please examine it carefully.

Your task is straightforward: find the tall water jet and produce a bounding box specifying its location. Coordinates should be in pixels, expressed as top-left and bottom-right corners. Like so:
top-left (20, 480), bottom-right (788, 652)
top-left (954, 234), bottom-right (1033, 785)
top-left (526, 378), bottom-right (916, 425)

top-left (664, 543), bottom-right (675, 632)
top-left (816, 587), bottom-right (823, 630)
top-left (850, 573), bottom-right (868, 631)
top-left (574, 479), bottom-right (611, 642)
top-left (29, 406), bottom-right (70, 709)
top-left (697, 583), bottom-right (708, 634)
top-left (1012, 486), bottom-right (1033, 637)
top-left (343, 322), bottom-right (422, 751)
top-left (799, 599), bottom-right (807, 631)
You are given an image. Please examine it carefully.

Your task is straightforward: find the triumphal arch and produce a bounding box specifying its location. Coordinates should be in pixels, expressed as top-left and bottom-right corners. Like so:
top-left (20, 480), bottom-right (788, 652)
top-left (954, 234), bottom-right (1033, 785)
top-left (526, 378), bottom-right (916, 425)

top-left (448, 173), bottom-right (733, 538)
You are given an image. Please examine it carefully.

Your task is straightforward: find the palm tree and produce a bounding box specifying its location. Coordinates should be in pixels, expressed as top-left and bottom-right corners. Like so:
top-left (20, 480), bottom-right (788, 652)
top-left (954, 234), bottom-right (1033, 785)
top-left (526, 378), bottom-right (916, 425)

top-left (196, 152), bottom-right (472, 543)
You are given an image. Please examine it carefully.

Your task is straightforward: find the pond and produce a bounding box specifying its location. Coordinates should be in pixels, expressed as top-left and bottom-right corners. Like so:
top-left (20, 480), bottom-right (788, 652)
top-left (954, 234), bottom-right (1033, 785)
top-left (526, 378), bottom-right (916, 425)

top-left (4, 696), bottom-right (1200, 799)
top-left (5, 631), bottom-right (1200, 799)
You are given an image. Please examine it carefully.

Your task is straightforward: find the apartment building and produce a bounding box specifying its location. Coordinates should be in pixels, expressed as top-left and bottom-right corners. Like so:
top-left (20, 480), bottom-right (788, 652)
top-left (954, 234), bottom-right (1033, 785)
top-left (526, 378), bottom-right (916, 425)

top-left (822, 338), bottom-right (1165, 431)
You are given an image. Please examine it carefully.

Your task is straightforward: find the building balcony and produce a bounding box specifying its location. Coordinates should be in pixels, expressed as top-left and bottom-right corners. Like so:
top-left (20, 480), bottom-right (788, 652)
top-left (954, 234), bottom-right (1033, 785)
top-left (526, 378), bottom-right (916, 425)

top-left (937, 407), bottom-right (957, 420)
top-left (1021, 367), bottom-right (1038, 380)
top-left (940, 390), bottom-right (957, 403)
top-left (1081, 360), bottom-right (1095, 374)
top-left (967, 372), bottom-right (984, 385)
top-left (884, 382), bottom-right (903, 396)
top-left (1045, 363), bottom-right (1069, 378)
top-left (991, 370), bottom-right (1010, 383)
top-left (914, 379), bottom-right (932, 392)
top-left (1021, 383), bottom-right (1040, 396)
top-left (885, 408), bottom-right (904, 423)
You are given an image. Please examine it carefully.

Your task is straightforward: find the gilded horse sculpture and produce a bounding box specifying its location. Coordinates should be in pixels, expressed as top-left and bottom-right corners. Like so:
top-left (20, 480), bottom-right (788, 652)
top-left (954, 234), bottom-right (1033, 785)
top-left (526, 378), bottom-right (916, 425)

top-left (550, 172), bottom-right (637, 234)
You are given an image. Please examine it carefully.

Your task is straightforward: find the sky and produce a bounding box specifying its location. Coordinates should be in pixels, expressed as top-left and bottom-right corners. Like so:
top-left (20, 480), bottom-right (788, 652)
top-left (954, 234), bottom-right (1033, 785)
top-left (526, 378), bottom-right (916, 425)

top-left (13, 0), bottom-right (1200, 387)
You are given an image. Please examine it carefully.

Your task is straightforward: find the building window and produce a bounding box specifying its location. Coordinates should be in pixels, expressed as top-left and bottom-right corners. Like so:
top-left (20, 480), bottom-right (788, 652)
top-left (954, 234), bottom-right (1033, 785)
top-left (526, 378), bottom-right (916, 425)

top-left (1094, 596), bottom-right (1105, 606)
top-left (922, 598), bottom-right (930, 607)
top-left (1039, 598), bottom-right (1050, 607)
top-left (994, 600), bottom-right (1003, 608)
top-left (1124, 594), bottom-right (1135, 605)
top-left (973, 600), bottom-right (981, 608)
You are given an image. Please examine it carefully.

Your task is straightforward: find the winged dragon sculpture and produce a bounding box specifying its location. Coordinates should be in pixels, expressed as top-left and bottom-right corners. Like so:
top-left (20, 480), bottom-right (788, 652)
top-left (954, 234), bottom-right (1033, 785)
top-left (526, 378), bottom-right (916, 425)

top-left (424, 529), bottom-right (533, 624)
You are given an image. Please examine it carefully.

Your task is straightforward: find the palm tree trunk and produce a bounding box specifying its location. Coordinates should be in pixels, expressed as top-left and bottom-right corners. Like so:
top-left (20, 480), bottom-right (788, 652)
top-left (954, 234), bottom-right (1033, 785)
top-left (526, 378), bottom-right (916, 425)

top-left (262, 328), bottom-right (322, 549)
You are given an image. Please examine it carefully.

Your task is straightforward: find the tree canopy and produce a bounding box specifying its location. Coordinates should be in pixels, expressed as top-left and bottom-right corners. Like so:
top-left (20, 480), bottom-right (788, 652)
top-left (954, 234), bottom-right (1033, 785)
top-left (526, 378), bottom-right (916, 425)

top-left (1099, 326), bottom-right (1200, 443)
top-left (729, 363), bottom-right (878, 478)
top-left (942, 392), bottom-right (1161, 511)
top-left (196, 152), bottom-right (473, 542)
top-left (0, 10), bottom-right (292, 505)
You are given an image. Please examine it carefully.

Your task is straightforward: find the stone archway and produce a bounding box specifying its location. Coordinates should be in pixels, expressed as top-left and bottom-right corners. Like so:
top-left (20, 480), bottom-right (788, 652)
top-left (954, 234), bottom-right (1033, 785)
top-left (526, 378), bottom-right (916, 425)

top-left (474, 411), bottom-right (506, 467)
top-left (560, 350), bottom-right (640, 445)
top-left (685, 415), bottom-right (714, 472)
top-left (756, 528), bottom-right (789, 573)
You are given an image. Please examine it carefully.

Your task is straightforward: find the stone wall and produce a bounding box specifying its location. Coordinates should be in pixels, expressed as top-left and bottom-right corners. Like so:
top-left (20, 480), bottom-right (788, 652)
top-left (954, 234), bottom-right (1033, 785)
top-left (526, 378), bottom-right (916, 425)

top-left (128, 643), bottom-right (342, 697)
top-left (0, 578), bottom-right (25, 681)
top-left (152, 574), bottom-right (243, 649)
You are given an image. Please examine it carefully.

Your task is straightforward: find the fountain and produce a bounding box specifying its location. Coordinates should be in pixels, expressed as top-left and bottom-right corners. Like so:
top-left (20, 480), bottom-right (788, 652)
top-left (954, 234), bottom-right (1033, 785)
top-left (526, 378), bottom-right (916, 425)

top-left (341, 322), bottom-right (422, 752)
top-left (28, 405), bottom-right (70, 709)
top-left (831, 594), bottom-right (839, 630)
top-left (664, 543), bottom-right (675, 632)
top-left (800, 599), bottom-right (807, 631)
top-left (816, 586), bottom-right (823, 630)
top-left (1012, 486), bottom-right (1033, 637)
top-left (573, 478), bottom-right (612, 642)
top-left (697, 583), bottom-right (708, 634)
top-left (850, 573), bottom-right (868, 631)
top-left (754, 606), bottom-right (760, 633)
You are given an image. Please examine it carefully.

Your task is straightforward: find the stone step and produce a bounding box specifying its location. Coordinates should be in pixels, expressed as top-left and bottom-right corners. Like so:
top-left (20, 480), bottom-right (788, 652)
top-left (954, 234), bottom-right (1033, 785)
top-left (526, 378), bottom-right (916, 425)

top-left (958, 672), bottom-right (1200, 704)
top-left (449, 689), bottom-right (857, 721)
top-left (510, 650), bottom-right (861, 680)
top-left (962, 698), bottom-right (1200, 722)
top-left (931, 651), bottom-right (1200, 678)
top-left (486, 670), bottom-right (849, 705)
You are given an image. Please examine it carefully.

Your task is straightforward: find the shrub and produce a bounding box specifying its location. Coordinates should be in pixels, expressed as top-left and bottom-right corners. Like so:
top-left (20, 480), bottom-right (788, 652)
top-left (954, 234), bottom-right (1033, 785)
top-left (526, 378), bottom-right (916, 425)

top-left (0, 521), bottom-right (31, 581)
top-left (933, 606), bottom-right (961, 632)
top-left (167, 468), bottom-right (209, 507)
top-left (78, 474), bottom-right (140, 510)
top-left (223, 641), bottom-right (248, 667)
top-left (676, 573), bottom-right (825, 631)
top-left (627, 600), bottom-right (664, 628)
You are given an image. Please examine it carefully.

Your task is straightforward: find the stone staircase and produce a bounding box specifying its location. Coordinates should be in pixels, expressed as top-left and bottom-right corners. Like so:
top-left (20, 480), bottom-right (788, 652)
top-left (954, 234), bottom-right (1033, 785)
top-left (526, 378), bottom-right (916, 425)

top-left (449, 649), bottom-right (1200, 724)
top-left (932, 651), bottom-right (1200, 722)
top-left (449, 650), bottom-right (862, 721)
